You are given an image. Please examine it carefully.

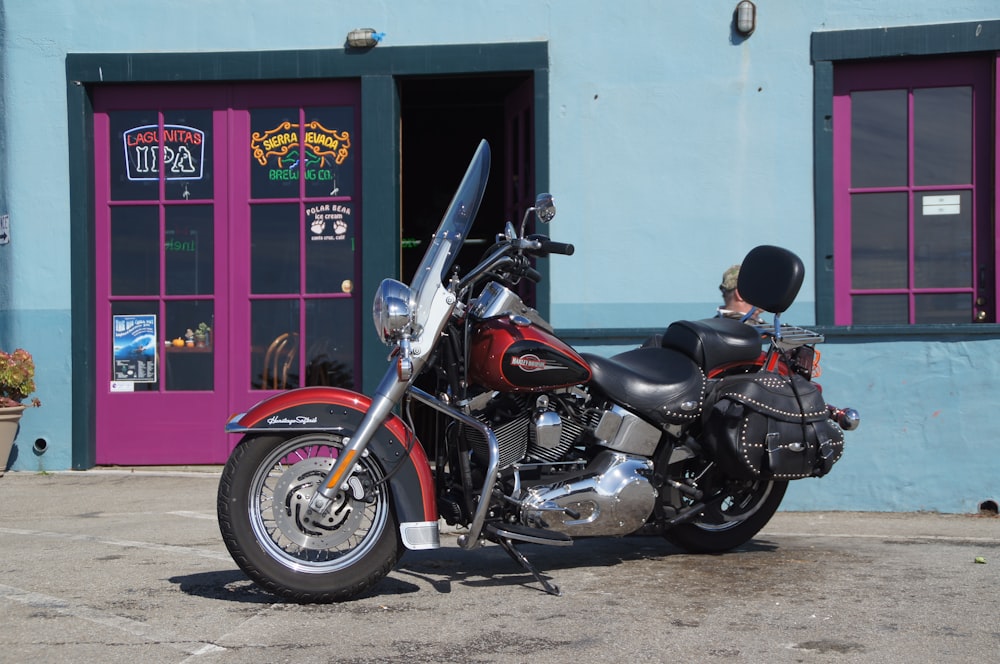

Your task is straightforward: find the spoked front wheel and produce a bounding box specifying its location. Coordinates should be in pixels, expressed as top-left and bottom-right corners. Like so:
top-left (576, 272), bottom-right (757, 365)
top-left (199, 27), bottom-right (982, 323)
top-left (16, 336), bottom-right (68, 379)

top-left (664, 473), bottom-right (787, 554)
top-left (217, 432), bottom-right (402, 603)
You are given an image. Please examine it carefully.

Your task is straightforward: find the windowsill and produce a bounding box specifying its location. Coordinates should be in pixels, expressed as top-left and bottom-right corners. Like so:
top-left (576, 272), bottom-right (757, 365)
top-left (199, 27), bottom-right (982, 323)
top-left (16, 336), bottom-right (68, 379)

top-left (811, 323), bottom-right (1000, 339)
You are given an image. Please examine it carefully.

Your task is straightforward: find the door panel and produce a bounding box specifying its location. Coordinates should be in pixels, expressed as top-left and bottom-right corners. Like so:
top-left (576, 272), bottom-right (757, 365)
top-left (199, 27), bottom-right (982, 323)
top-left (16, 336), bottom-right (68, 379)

top-left (95, 88), bottom-right (230, 464)
top-left (94, 82), bottom-right (360, 464)
top-left (229, 83), bottom-right (361, 428)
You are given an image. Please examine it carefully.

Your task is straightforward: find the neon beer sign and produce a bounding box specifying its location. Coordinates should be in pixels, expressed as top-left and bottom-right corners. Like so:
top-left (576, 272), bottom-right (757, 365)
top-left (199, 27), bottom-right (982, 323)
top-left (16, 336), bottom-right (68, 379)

top-left (250, 120), bottom-right (350, 182)
top-left (123, 125), bottom-right (205, 181)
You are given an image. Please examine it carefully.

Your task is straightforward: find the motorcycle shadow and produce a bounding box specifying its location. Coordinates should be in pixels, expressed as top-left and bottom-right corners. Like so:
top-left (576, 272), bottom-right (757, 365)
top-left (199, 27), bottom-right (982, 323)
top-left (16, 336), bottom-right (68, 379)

top-left (391, 533), bottom-right (780, 597)
top-left (168, 535), bottom-right (780, 603)
top-left (168, 569), bottom-right (291, 604)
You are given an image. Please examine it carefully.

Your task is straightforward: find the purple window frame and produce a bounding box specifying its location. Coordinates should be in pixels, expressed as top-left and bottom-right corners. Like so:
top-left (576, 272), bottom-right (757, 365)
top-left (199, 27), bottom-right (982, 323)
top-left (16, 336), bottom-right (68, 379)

top-left (832, 56), bottom-right (995, 326)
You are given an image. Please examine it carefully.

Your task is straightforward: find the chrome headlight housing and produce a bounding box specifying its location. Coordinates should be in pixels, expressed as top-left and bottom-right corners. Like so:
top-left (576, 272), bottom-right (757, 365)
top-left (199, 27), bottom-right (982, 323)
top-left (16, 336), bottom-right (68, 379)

top-left (372, 278), bottom-right (413, 345)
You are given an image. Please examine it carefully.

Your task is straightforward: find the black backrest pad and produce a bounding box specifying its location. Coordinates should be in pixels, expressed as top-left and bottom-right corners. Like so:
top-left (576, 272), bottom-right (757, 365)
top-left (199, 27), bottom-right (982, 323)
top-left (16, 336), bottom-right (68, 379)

top-left (737, 245), bottom-right (804, 314)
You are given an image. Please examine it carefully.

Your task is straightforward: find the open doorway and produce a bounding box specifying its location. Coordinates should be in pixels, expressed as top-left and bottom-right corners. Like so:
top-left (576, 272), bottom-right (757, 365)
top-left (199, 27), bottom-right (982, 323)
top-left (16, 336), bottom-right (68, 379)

top-left (398, 73), bottom-right (535, 455)
top-left (399, 74), bottom-right (533, 286)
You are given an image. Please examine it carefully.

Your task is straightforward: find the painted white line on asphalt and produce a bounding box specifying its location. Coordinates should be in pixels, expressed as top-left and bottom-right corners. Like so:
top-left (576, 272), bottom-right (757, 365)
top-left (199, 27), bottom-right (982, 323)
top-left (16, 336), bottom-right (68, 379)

top-left (0, 582), bottom-right (226, 657)
top-left (0, 526), bottom-right (232, 561)
top-left (168, 510), bottom-right (218, 521)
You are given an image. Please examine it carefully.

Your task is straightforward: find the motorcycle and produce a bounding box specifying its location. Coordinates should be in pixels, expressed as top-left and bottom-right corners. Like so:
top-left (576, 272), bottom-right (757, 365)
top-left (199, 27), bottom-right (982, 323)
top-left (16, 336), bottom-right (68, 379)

top-left (217, 139), bottom-right (860, 601)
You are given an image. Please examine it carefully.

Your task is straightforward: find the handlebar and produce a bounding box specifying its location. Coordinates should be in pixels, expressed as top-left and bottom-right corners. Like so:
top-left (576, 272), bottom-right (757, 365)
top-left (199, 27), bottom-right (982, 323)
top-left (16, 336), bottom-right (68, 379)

top-left (458, 232), bottom-right (574, 293)
top-left (526, 234), bottom-right (575, 256)
top-left (539, 239), bottom-right (575, 256)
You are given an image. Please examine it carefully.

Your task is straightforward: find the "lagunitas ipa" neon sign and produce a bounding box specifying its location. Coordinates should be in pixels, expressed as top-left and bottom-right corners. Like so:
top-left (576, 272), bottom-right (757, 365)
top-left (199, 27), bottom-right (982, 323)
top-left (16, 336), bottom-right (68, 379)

top-left (250, 121), bottom-right (350, 181)
top-left (123, 124), bottom-right (205, 181)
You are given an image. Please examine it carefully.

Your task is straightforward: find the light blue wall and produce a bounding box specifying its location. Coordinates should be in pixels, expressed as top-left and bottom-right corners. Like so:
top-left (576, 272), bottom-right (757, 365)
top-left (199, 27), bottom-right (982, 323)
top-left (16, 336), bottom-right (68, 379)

top-left (1, 1), bottom-right (999, 511)
top-left (579, 334), bottom-right (1000, 513)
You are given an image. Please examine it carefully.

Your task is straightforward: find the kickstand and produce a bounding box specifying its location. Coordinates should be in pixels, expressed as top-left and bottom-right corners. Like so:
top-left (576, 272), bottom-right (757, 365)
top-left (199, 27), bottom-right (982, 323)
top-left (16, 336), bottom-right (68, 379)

top-left (496, 537), bottom-right (561, 596)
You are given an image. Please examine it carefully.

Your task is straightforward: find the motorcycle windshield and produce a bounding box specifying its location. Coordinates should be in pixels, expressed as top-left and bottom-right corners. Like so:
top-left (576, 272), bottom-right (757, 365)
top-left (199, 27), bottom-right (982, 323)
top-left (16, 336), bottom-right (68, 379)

top-left (409, 140), bottom-right (491, 296)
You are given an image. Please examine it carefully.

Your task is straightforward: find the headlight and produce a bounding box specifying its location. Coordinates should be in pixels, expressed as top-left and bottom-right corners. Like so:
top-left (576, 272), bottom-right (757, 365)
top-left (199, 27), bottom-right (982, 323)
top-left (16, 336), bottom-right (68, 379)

top-left (372, 278), bottom-right (413, 345)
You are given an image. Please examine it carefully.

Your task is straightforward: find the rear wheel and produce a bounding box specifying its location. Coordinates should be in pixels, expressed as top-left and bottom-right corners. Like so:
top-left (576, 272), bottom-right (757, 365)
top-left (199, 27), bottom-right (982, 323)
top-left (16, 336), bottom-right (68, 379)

top-left (665, 360), bottom-right (789, 553)
top-left (664, 469), bottom-right (787, 553)
top-left (217, 432), bottom-right (402, 602)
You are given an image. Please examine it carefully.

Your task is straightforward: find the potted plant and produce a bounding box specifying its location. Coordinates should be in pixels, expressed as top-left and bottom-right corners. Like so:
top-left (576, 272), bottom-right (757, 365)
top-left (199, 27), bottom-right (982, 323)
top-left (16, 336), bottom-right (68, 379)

top-left (194, 322), bottom-right (211, 348)
top-left (0, 348), bottom-right (41, 475)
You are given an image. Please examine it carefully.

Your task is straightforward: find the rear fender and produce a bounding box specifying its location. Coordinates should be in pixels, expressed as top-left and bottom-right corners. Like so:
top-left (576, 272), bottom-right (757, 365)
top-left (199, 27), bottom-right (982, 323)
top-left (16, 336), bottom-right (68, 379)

top-left (228, 386), bottom-right (439, 550)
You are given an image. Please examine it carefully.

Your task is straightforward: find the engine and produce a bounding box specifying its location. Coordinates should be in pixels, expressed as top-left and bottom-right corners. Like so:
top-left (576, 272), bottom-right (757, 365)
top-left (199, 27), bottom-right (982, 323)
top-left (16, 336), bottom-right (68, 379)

top-left (460, 389), bottom-right (661, 537)
top-left (462, 389), bottom-right (593, 469)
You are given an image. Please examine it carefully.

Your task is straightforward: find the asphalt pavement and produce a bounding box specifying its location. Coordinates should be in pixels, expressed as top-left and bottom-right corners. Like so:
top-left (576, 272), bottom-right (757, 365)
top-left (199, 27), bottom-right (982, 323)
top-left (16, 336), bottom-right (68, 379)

top-left (0, 468), bottom-right (998, 663)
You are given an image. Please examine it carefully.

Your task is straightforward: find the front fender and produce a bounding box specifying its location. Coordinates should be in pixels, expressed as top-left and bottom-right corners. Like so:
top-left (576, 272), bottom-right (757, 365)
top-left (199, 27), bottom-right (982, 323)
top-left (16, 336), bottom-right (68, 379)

top-left (228, 386), bottom-right (439, 550)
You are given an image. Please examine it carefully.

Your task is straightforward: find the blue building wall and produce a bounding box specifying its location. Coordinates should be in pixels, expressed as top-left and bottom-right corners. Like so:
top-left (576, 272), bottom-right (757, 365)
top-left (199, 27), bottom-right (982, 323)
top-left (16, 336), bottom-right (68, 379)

top-left (1, 1), bottom-right (998, 511)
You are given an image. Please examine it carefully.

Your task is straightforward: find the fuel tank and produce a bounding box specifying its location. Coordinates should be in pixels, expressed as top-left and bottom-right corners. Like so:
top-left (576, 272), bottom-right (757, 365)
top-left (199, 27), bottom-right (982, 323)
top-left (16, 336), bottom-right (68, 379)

top-left (468, 316), bottom-right (592, 392)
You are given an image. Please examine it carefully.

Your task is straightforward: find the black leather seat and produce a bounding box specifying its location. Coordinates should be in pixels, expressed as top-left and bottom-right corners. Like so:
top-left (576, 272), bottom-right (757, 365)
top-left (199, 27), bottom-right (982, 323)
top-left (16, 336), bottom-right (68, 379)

top-left (581, 348), bottom-right (705, 426)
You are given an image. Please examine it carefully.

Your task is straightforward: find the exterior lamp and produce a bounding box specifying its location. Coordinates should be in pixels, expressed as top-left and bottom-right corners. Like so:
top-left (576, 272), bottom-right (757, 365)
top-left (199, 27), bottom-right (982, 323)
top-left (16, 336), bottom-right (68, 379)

top-left (734, 1), bottom-right (756, 36)
top-left (346, 28), bottom-right (385, 49)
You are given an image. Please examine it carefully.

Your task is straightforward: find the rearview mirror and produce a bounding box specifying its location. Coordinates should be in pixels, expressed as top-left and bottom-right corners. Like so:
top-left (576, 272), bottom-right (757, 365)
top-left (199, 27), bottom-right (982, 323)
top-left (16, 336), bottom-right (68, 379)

top-left (534, 193), bottom-right (556, 223)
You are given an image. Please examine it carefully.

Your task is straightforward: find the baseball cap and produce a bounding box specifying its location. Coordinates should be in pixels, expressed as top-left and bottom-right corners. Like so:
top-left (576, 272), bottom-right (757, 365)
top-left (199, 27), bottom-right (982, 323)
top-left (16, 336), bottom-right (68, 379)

top-left (720, 264), bottom-right (740, 292)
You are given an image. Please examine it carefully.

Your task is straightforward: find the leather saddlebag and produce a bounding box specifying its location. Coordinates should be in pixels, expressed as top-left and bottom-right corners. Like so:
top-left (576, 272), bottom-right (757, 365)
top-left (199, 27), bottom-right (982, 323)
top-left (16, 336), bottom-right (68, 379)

top-left (703, 372), bottom-right (844, 480)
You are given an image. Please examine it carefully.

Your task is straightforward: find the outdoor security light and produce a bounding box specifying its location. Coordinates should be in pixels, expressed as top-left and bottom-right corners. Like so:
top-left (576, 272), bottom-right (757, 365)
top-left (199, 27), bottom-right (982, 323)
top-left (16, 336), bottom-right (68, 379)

top-left (734, 1), bottom-right (756, 36)
top-left (346, 28), bottom-right (384, 49)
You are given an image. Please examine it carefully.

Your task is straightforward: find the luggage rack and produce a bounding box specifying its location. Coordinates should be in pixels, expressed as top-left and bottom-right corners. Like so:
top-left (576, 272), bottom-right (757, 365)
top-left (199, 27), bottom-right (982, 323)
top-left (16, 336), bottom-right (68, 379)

top-left (751, 322), bottom-right (824, 350)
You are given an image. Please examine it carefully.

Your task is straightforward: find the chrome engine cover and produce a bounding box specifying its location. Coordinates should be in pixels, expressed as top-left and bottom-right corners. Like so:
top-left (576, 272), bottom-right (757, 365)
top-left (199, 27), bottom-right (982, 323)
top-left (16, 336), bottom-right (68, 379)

top-left (520, 450), bottom-right (656, 537)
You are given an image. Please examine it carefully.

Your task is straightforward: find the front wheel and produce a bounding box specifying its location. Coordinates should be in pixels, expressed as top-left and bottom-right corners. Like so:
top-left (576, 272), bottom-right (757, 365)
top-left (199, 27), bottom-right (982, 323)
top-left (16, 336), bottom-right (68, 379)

top-left (217, 432), bottom-right (402, 603)
top-left (664, 477), bottom-right (787, 554)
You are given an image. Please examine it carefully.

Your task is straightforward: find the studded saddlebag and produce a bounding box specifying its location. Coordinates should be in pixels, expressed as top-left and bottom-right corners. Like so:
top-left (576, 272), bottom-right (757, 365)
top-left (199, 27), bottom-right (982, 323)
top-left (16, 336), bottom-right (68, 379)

top-left (703, 372), bottom-right (844, 480)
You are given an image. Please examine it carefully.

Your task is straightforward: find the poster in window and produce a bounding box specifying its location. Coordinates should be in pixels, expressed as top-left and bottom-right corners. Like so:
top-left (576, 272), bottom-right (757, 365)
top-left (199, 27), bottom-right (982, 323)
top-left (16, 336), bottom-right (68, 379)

top-left (112, 314), bottom-right (158, 382)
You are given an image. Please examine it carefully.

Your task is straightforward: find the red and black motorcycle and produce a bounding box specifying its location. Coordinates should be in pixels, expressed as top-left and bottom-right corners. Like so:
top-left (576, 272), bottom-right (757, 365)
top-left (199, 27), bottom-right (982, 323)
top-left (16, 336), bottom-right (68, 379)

top-left (217, 139), bottom-right (859, 601)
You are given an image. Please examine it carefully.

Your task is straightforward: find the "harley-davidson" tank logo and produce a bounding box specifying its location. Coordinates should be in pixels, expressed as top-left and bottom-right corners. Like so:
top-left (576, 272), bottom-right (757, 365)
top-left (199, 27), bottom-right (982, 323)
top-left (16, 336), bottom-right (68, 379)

top-left (510, 354), bottom-right (562, 372)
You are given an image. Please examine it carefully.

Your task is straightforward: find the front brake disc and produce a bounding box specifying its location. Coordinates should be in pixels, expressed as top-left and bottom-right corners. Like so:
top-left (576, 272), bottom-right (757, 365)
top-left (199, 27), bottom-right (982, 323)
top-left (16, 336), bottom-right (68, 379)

top-left (271, 457), bottom-right (368, 549)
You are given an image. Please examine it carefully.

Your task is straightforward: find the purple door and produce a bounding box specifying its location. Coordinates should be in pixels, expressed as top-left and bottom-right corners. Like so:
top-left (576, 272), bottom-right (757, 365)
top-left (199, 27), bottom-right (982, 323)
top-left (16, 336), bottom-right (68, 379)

top-left (94, 82), bottom-right (361, 464)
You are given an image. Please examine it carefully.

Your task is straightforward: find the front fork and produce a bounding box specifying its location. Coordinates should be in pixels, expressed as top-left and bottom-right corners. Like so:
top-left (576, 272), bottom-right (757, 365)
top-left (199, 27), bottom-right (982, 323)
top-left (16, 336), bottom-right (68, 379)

top-left (306, 367), bottom-right (409, 517)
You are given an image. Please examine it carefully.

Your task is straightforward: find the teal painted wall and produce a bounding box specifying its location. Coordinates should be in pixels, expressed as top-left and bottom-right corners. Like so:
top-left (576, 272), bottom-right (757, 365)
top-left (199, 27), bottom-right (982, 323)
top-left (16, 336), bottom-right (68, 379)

top-left (2, 1), bottom-right (999, 512)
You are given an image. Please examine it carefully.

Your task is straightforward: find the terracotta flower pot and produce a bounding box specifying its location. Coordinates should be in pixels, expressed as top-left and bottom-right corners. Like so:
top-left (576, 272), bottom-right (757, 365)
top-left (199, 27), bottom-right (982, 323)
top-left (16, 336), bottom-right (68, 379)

top-left (0, 404), bottom-right (26, 476)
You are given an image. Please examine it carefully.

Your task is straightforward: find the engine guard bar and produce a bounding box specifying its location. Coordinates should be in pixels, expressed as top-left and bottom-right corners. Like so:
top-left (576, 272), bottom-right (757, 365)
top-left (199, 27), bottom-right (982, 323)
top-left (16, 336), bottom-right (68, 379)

top-left (407, 386), bottom-right (501, 550)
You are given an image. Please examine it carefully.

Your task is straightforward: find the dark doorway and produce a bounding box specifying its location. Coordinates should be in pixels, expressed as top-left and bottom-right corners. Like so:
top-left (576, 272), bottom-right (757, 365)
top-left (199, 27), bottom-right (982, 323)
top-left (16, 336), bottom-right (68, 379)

top-left (398, 73), bottom-right (535, 457)
top-left (399, 74), bottom-right (532, 285)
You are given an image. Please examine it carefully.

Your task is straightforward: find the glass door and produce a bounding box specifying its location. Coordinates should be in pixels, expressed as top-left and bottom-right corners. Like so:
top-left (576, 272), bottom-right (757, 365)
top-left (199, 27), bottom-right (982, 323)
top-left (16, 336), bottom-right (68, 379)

top-left (93, 82), bottom-right (362, 465)
top-left (94, 87), bottom-right (231, 464)
top-left (228, 83), bottom-right (361, 422)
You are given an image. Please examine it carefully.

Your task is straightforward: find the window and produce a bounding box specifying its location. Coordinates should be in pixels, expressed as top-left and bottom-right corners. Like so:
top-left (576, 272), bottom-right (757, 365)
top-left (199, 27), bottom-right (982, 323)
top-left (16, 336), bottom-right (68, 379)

top-left (812, 20), bottom-right (1000, 328)
top-left (832, 57), bottom-right (993, 325)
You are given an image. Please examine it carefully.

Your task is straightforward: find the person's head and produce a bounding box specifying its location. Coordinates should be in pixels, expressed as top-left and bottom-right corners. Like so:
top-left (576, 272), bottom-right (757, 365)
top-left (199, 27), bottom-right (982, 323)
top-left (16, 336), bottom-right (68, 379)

top-left (719, 264), bottom-right (752, 313)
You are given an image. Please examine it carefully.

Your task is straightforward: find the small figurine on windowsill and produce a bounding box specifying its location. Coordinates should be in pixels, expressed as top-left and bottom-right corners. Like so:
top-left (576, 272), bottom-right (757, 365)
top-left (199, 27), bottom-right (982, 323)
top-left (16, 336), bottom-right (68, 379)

top-left (184, 328), bottom-right (195, 347)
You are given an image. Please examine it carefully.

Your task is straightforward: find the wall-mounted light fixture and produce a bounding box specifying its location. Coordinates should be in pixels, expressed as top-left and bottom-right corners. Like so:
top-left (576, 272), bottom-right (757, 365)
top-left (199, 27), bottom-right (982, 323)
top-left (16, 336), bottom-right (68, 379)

top-left (734, 1), bottom-right (756, 37)
top-left (346, 28), bottom-right (385, 49)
